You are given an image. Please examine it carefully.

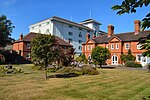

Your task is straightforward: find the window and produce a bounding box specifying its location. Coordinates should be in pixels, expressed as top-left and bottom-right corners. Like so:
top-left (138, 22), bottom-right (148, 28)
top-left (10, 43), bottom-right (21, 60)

top-left (79, 33), bottom-right (82, 38)
top-left (79, 28), bottom-right (82, 30)
top-left (79, 40), bottom-right (82, 44)
top-left (26, 53), bottom-right (31, 59)
top-left (68, 32), bottom-right (73, 36)
top-left (125, 43), bottom-right (130, 49)
top-left (137, 44), bottom-right (141, 50)
top-left (116, 44), bottom-right (119, 49)
top-left (69, 25), bottom-right (73, 28)
top-left (87, 30), bottom-right (90, 33)
top-left (39, 24), bottom-right (41, 27)
top-left (78, 46), bottom-right (82, 50)
top-left (111, 44), bottom-right (114, 49)
top-left (32, 27), bottom-right (34, 29)
top-left (106, 44), bottom-right (109, 49)
top-left (136, 54), bottom-right (142, 62)
top-left (27, 43), bottom-right (30, 50)
top-left (39, 29), bottom-right (41, 33)
top-left (88, 45), bottom-right (91, 50)
top-left (46, 29), bottom-right (49, 33)
top-left (68, 38), bottom-right (73, 43)
top-left (47, 22), bottom-right (50, 25)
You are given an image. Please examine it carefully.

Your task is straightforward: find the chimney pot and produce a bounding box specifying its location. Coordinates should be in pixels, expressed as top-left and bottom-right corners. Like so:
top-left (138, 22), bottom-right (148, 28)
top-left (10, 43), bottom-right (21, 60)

top-left (108, 25), bottom-right (114, 37)
top-left (86, 34), bottom-right (90, 41)
top-left (134, 20), bottom-right (141, 35)
top-left (20, 33), bottom-right (23, 40)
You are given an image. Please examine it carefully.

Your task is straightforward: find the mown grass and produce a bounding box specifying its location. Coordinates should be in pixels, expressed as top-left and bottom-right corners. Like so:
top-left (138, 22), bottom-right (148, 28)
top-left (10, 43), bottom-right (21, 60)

top-left (0, 64), bottom-right (150, 100)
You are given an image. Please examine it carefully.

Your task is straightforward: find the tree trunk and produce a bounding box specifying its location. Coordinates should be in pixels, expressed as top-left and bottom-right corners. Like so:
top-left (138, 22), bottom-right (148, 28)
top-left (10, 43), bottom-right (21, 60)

top-left (45, 65), bottom-right (47, 79)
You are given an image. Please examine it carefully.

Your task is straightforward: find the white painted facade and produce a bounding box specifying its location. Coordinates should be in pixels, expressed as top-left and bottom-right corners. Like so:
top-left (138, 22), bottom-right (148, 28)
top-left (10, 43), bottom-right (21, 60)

top-left (29, 16), bottom-right (101, 55)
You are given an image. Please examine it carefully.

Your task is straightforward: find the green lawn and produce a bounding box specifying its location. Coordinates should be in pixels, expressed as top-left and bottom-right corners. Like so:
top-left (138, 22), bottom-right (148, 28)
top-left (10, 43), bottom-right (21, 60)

top-left (0, 64), bottom-right (150, 100)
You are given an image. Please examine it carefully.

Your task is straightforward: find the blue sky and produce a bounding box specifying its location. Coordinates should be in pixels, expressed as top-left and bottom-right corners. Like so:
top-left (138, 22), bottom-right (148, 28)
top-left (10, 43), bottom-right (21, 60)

top-left (0, 0), bottom-right (149, 40)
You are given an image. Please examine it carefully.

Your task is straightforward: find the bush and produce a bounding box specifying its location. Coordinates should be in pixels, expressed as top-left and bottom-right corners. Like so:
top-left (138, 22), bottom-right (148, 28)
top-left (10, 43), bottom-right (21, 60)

top-left (0, 65), bottom-right (23, 74)
top-left (125, 61), bottom-right (142, 68)
top-left (56, 66), bottom-right (99, 75)
top-left (145, 63), bottom-right (150, 72)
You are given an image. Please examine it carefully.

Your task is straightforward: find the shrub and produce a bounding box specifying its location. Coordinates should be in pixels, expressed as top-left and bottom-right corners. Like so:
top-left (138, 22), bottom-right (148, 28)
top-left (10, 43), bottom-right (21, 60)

top-left (145, 63), bottom-right (150, 72)
top-left (56, 66), bottom-right (99, 75)
top-left (125, 61), bottom-right (142, 68)
top-left (0, 66), bottom-right (23, 74)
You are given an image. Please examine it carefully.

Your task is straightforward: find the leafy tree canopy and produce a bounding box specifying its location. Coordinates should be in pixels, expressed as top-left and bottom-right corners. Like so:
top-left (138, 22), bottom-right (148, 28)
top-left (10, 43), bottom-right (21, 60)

top-left (112, 0), bottom-right (150, 30)
top-left (31, 34), bottom-right (55, 79)
top-left (91, 46), bottom-right (110, 67)
top-left (0, 15), bottom-right (15, 47)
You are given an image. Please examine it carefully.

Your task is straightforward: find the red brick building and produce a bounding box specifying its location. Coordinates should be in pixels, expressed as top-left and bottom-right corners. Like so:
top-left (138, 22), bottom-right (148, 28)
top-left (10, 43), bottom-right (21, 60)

top-left (13, 32), bottom-right (73, 60)
top-left (82, 20), bottom-right (150, 66)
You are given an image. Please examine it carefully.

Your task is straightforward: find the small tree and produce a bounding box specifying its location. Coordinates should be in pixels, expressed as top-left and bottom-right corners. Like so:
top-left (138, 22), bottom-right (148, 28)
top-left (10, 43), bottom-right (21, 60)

top-left (0, 15), bottom-right (15, 47)
top-left (76, 54), bottom-right (87, 64)
top-left (91, 46), bottom-right (111, 68)
top-left (121, 49), bottom-right (135, 63)
top-left (31, 34), bottom-right (55, 79)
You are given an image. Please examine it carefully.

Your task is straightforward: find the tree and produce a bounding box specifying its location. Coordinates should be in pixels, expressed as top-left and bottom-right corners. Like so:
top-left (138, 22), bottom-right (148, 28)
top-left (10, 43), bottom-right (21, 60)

top-left (139, 34), bottom-right (150, 57)
top-left (0, 15), bottom-right (15, 47)
top-left (112, 0), bottom-right (150, 30)
top-left (121, 49), bottom-right (135, 63)
top-left (91, 46), bottom-right (111, 68)
top-left (31, 34), bottom-right (55, 79)
top-left (76, 54), bottom-right (87, 63)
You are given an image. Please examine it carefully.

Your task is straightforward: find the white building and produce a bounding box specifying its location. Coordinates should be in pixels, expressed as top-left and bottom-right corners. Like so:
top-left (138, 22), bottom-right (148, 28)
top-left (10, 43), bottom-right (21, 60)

top-left (29, 16), bottom-right (104, 55)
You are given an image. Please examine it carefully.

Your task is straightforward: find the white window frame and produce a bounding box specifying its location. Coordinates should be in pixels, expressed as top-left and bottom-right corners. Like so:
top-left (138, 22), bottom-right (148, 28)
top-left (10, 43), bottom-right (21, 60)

top-left (111, 44), bottom-right (114, 49)
top-left (137, 44), bottom-right (141, 50)
top-left (125, 43), bottom-right (130, 49)
top-left (85, 46), bottom-right (86, 50)
top-left (116, 43), bottom-right (119, 49)
top-left (136, 54), bottom-right (142, 62)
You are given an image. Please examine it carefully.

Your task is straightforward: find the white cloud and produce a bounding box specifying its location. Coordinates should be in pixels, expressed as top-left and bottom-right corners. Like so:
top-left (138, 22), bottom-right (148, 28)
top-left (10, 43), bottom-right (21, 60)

top-left (0, 0), bottom-right (17, 7)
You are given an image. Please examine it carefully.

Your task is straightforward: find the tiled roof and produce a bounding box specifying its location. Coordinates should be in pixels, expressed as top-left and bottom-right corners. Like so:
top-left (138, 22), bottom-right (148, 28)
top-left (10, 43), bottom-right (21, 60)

top-left (91, 30), bottom-right (150, 44)
top-left (13, 32), bottom-right (73, 47)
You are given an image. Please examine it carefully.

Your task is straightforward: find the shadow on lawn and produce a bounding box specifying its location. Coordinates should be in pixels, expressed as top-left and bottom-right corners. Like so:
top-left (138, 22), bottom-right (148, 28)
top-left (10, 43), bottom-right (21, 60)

top-left (48, 73), bottom-right (79, 78)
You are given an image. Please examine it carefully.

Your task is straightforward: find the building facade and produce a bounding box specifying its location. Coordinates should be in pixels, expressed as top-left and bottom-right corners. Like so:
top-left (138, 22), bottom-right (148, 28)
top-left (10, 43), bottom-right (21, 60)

top-left (13, 32), bottom-right (73, 60)
top-left (82, 20), bottom-right (150, 67)
top-left (29, 16), bottom-right (104, 55)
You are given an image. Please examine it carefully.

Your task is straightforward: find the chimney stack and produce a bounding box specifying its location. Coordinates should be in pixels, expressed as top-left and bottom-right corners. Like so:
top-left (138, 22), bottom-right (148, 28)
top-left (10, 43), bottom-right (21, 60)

top-left (86, 34), bottom-right (90, 41)
top-left (20, 33), bottom-right (23, 40)
top-left (108, 25), bottom-right (114, 37)
top-left (134, 20), bottom-right (141, 35)
top-left (92, 34), bottom-right (96, 38)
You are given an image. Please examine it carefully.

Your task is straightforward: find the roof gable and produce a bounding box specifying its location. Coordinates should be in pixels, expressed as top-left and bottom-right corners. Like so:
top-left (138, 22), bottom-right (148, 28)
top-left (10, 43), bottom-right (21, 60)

top-left (109, 36), bottom-right (122, 42)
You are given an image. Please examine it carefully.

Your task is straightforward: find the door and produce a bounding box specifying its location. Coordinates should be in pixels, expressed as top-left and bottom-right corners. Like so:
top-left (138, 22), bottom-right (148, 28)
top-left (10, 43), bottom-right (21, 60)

top-left (112, 55), bottom-right (118, 65)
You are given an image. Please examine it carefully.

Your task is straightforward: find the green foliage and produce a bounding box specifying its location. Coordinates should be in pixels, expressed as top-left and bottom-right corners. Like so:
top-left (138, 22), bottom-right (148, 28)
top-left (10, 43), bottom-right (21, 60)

top-left (125, 61), bottom-right (142, 68)
top-left (91, 46), bottom-right (110, 67)
top-left (145, 63), bottom-right (150, 72)
top-left (0, 66), bottom-right (23, 74)
top-left (140, 37), bottom-right (150, 57)
top-left (31, 34), bottom-right (55, 79)
top-left (0, 15), bottom-right (15, 47)
top-left (56, 66), bottom-right (99, 75)
top-left (121, 50), bottom-right (135, 63)
top-left (76, 54), bottom-right (87, 64)
top-left (31, 34), bottom-right (55, 66)
top-left (112, 0), bottom-right (150, 30)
